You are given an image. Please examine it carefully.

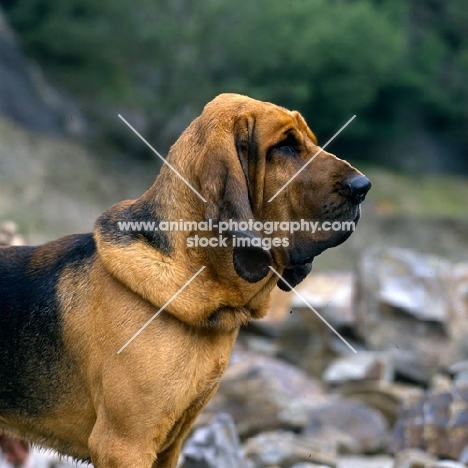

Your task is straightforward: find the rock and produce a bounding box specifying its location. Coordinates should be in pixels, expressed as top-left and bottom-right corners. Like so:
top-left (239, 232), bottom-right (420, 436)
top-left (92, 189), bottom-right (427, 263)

top-left (303, 397), bottom-right (389, 454)
top-left (430, 462), bottom-right (466, 468)
top-left (200, 351), bottom-right (326, 438)
top-left (336, 455), bottom-right (393, 468)
top-left (0, 8), bottom-right (86, 136)
top-left (178, 413), bottom-right (251, 468)
top-left (288, 272), bottom-right (355, 327)
top-left (355, 247), bottom-right (455, 383)
top-left (0, 447), bottom-right (89, 468)
top-left (269, 272), bottom-right (356, 377)
top-left (0, 220), bottom-right (24, 246)
top-left (291, 463), bottom-right (334, 468)
top-left (242, 431), bottom-right (336, 468)
top-left (0, 220), bottom-right (16, 236)
top-left (392, 396), bottom-right (426, 455)
top-left (276, 308), bottom-right (337, 378)
top-left (393, 381), bottom-right (468, 459)
top-left (201, 350), bottom-right (389, 454)
top-left (323, 352), bottom-right (393, 385)
top-left (430, 374), bottom-right (453, 392)
top-left (339, 381), bottom-right (424, 425)
top-left (410, 388), bottom-right (454, 456)
top-left (458, 444), bottom-right (468, 464)
top-left (241, 335), bottom-right (280, 357)
top-left (393, 448), bottom-right (437, 468)
top-left (357, 247), bottom-right (453, 322)
top-left (447, 264), bottom-right (468, 364)
top-left (448, 361), bottom-right (468, 383)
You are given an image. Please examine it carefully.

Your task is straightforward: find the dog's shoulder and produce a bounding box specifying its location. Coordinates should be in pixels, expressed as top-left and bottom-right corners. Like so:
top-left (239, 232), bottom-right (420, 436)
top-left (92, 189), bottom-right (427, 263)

top-left (0, 232), bottom-right (96, 323)
top-left (0, 231), bottom-right (97, 335)
top-left (0, 233), bottom-right (96, 298)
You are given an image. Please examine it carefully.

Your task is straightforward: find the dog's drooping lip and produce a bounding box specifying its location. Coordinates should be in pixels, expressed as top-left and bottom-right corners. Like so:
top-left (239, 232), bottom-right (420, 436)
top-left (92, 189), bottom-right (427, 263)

top-left (285, 208), bottom-right (361, 269)
top-left (275, 209), bottom-right (361, 292)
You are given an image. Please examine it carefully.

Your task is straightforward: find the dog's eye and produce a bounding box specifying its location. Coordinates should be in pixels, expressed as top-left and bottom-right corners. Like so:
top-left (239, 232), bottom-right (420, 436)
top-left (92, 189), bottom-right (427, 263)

top-left (278, 145), bottom-right (297, 156)
top-left (268, 134), bottom-right (300, 159)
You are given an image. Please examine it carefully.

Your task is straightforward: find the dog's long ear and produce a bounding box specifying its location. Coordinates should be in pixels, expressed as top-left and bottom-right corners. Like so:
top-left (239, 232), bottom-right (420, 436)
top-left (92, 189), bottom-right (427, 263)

top-left (277, 263), bottom-right (313, 291)
top-left (200, 115), bottom-right (271, 283)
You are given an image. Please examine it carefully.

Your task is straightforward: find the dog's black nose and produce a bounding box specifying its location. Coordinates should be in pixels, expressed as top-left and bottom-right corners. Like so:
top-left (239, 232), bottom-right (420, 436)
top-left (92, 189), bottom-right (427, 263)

top-left (344, 175), bottom-right (371, 203)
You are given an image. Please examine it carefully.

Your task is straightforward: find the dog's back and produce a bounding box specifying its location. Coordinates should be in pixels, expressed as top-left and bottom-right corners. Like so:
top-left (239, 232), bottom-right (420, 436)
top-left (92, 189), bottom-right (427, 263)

top-left (0, 234), bottom-right (95, 422)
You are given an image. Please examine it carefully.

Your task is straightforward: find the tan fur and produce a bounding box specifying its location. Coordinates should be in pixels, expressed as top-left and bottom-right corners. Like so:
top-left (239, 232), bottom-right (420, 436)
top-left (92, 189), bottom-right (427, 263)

top-left (0, 94), bottom-right (367, 467)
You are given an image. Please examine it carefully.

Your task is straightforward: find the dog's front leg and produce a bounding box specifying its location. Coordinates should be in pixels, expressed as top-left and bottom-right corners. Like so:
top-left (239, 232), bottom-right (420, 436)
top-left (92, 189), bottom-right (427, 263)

top-left (152, 445), bottom-right (182, 468)
top-left (151, 383), bottom-right (221, 468)
top-left (88, 417), bottom-right (157, 468)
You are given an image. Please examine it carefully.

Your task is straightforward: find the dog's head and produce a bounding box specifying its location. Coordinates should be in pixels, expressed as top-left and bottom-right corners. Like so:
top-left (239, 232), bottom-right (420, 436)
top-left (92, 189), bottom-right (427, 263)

top-left (168, 93), bottom-right (370, 290)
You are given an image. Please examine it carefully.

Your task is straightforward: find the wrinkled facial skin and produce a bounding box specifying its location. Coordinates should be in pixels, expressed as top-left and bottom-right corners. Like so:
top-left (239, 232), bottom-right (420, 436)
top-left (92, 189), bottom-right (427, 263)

top-left (170, 93), bottom-right (369, 290)
top-left (248, 106), bottom-right (364, 269)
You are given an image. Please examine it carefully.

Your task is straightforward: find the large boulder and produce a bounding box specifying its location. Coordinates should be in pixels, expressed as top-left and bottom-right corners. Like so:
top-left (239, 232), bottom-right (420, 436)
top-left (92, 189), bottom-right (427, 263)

top-left (201, 351), bottom-right (389, 455)
top-left (200, 351), bottom-right (326, 438)
top-left (303, 397), bottom-right (389, 454)
top-left (267, 272), bottom-right (356, 378)
top-left (355, 247), bottom-right (464, 383)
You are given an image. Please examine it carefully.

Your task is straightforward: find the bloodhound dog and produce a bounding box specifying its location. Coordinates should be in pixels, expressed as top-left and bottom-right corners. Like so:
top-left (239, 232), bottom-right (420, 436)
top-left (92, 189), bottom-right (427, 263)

top-left (0, 93), bottom-right (370, 467)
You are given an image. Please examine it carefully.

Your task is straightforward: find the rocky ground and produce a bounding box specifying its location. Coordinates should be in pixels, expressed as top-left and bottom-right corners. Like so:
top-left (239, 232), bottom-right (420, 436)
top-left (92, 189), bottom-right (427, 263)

top-left (2, 221), bottom-right (468, 468)
top-left (2, 6), bottom-right (468, 467)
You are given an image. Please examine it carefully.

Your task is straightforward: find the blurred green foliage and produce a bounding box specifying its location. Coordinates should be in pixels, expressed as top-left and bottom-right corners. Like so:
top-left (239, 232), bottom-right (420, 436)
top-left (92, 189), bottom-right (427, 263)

top-left (2, 0), bottom-right (468, 169)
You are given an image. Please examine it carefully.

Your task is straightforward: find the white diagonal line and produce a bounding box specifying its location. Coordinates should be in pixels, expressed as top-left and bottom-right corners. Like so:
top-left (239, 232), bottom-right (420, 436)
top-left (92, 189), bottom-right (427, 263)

top-left (118, 114), bottom-right (207, 203)
top-left (269, 266), bottom-right (357, 353)
top-left (268, 115), bottom-right (356, 202)
top-left (117, 266), bottom-right (206, 354)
